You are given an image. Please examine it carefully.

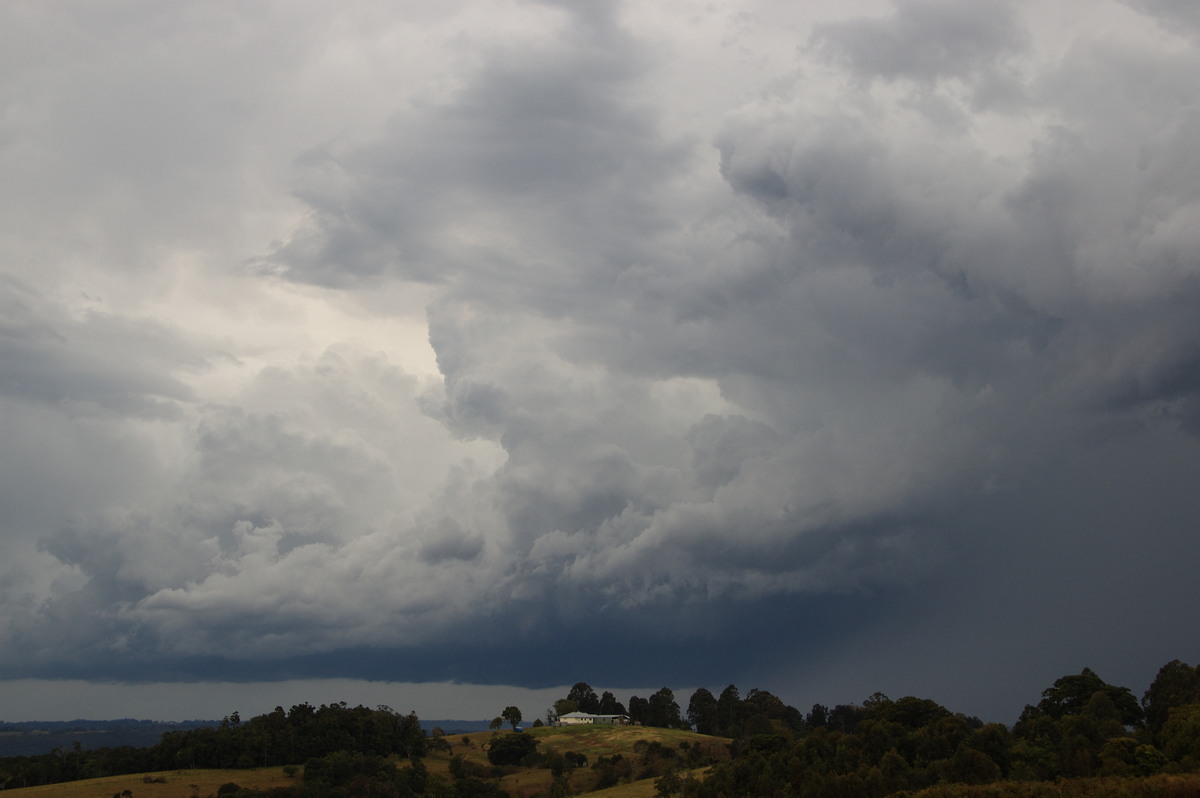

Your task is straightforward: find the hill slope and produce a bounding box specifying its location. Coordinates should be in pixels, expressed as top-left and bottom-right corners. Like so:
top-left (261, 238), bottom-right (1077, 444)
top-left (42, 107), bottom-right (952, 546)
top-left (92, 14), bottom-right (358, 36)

top-left (435, 725), bottom-right (730, 797)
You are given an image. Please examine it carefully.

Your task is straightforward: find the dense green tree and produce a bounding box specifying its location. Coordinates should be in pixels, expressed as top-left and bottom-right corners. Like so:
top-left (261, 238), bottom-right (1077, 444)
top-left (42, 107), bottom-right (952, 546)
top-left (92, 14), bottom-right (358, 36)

top-left (500, 706), bottom-right (522, 731)
top-left (741, 688), bottom-right (805, 735)
top-left (1143, 660), bottom-right (1200, 739)
top-left (646, 687), bottom-right (684, 729)
top-left (655, 768), bottom-right (683, 796)
top-left (806, 703), bottom-right (829, 728)
top-left (628, 695), bottom-right (650, 726)
top-left (567, 683), bottom-right (601, 714)
top-left (486, 733), bottom-right (537, 767)
top-left (1160, 703), bottom-right (1200, 768)
top-left (551, 699), bottom-right (577, 722)
top-left (878, 748), bottom-right (913, 793)
top-left (302, 750), bottom-right (396, 789)
top-left (968, 723), bottom-right (1013, 776)
top-left (827, 703), bottom-right (868, 734)
top-left (880, 696), bottom-right (952, 730)
top-left (686, 688), bottom-right (718, 735)
top-left (945, 742), bottom-right (1002, 784)
top-left (715, 685), bottom-right (741, 736)
top-left (598, 690), bottom-right (627, 716)
top-left (912, 714), bottom-right (972, 766)
top-left (1013, 674), bottom-right (1145, 780)
top-left (1037, 667), bottom-right (1143, 727)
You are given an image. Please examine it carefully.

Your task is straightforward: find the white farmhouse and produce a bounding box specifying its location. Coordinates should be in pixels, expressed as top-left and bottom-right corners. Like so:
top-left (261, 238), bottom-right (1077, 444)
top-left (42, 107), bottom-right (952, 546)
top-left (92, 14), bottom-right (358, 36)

top-left (557, 712), bottom-right (631, 726)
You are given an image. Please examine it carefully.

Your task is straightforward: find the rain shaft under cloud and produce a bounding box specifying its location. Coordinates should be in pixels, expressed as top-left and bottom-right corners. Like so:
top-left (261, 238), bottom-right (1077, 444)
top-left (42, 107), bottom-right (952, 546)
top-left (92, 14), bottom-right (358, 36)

top-left (1, 0), bottom-right (1199, 721)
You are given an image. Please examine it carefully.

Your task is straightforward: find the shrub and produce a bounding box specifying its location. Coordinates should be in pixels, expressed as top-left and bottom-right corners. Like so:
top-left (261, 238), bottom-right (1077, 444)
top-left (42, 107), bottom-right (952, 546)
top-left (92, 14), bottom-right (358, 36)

top-left (486, 733), bottom-right (538, 766)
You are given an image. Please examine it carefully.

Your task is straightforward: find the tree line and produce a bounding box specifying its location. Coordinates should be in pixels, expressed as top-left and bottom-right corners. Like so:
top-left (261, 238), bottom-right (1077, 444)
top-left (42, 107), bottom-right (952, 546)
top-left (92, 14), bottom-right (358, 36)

top-left (0, 702), bottom-right (425, 792)
top-left (499, 662), bottom-right (1200, 795)
top-left (663, 661), bottom-right (1200, 797)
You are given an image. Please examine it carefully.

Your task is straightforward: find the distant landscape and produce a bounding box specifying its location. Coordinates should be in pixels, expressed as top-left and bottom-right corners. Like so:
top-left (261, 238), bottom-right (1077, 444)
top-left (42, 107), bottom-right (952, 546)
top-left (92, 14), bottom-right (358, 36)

top-left (0, 720), bottom-right (496, 759)
top-left (1, 660), bottom-right (1198, 797)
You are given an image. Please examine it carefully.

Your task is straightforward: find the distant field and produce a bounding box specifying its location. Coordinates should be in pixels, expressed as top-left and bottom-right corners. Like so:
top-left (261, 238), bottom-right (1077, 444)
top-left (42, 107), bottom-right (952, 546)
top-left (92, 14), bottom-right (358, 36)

top-left (0, 721), bottom-right (218, 757)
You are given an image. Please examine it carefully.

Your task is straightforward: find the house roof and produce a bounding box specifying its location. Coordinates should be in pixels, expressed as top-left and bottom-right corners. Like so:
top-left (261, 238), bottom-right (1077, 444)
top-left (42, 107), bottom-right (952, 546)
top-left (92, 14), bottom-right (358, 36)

top-left (559, 712), bottom-right (629, 719)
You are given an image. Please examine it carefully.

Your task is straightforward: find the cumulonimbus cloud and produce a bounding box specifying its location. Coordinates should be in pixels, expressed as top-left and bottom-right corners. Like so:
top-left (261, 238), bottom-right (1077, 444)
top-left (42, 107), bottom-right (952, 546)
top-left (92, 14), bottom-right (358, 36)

top-left (1, 1), bottom-right (1198, 709)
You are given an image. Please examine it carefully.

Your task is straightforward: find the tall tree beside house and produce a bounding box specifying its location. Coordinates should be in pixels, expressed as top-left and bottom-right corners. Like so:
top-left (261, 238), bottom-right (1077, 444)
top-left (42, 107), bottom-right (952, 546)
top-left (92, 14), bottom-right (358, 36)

top-left (567, 682), bottom-right (601, 714)
top-left (599, 690), bottom-right (627, 716)
top-left (647, 688), bottom-right (685, 729)
top-left (552, 699), bottom-right (578, 722)
top-left (628, 695), bottom-right (649, 726)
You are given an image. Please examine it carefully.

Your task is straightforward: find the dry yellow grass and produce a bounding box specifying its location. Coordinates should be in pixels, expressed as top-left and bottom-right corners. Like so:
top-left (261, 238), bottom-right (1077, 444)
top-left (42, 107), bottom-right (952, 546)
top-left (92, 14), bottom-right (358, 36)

top-left (0, 767), bottom-right (296, 798)
top-left (449, 724), bottom-right (727, 762)
top-left (437, 726), bottom-right (727, 797)
top-left (4, 727), bottom-right (729, 798)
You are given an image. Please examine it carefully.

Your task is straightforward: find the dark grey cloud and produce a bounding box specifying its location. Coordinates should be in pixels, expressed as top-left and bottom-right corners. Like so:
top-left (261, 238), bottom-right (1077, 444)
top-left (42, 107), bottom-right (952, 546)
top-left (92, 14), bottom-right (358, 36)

top-left (1124, 0), bottom-right (1200, 36)
top-left (0, 277), bottom-right (211, 417)
top-left (2, 0), bottom-right (1199, 723)
top-left (269, 3), bottom-right (681, 295)
top-left (811, 0), bottom-right (1028, 109)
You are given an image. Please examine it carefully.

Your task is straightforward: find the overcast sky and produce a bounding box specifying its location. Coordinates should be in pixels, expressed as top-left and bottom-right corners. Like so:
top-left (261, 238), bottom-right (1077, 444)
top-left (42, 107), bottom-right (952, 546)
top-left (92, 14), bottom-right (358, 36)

top-left (2, 0), bottom-right (1199, 725)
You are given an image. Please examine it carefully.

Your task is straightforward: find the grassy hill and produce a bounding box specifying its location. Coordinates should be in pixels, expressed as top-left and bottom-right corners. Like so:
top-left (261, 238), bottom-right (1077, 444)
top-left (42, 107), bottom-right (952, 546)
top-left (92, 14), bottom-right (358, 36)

top-left (0, 767), bottom-right (297, 798)
top-left (6, 725), bottom-right (1197, 798)
top-left (431, 725), bottom-right (730, 797)
top-left (0, 725), bottom-right (729, 798)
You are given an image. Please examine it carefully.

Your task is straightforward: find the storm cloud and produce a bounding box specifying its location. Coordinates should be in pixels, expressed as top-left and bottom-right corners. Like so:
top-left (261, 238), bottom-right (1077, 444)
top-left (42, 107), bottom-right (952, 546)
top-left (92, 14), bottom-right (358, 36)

top-left (2, 0), bottom-right (1198, 722)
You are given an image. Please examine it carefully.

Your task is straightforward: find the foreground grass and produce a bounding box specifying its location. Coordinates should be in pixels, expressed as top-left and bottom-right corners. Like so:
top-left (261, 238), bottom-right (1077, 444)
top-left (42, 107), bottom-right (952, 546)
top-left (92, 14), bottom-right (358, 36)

top-left (0, 767), bottom-right (295, 798)
top-left (6, 758), bottom-right (1200, 798)
top-left (900, 773), bottom-right (1200, 798)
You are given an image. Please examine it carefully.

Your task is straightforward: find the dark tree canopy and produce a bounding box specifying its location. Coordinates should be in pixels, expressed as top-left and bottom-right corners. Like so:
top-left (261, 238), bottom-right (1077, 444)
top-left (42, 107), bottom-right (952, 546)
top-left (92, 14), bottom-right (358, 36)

top-left (552, 698), bottom-right (578, 720)
top-left (878, 696), bottom-right (953, 730)
top-left (598, 690), bottom-right (627, 716)
top-left (646, 687), bottom-right (685, 729)
top-left (1038, 667), bottom-right (1143, 727)
top-left (567, 683), bottom-right (601, 714)
top-left (1143, 660), bottom-right (1200, 738)
top-left (716, 685), bottom-right (742, 736)
top-left (628, 695), bottom-right (650, 726)
top-left (486, 732), bottom-right (537, 766)
top-left (742, 688), bottom-right (805, 734)
top-left (501, 706), bottom-right (522, 731)
top-left (687, 687), bottom-right (718, 735)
